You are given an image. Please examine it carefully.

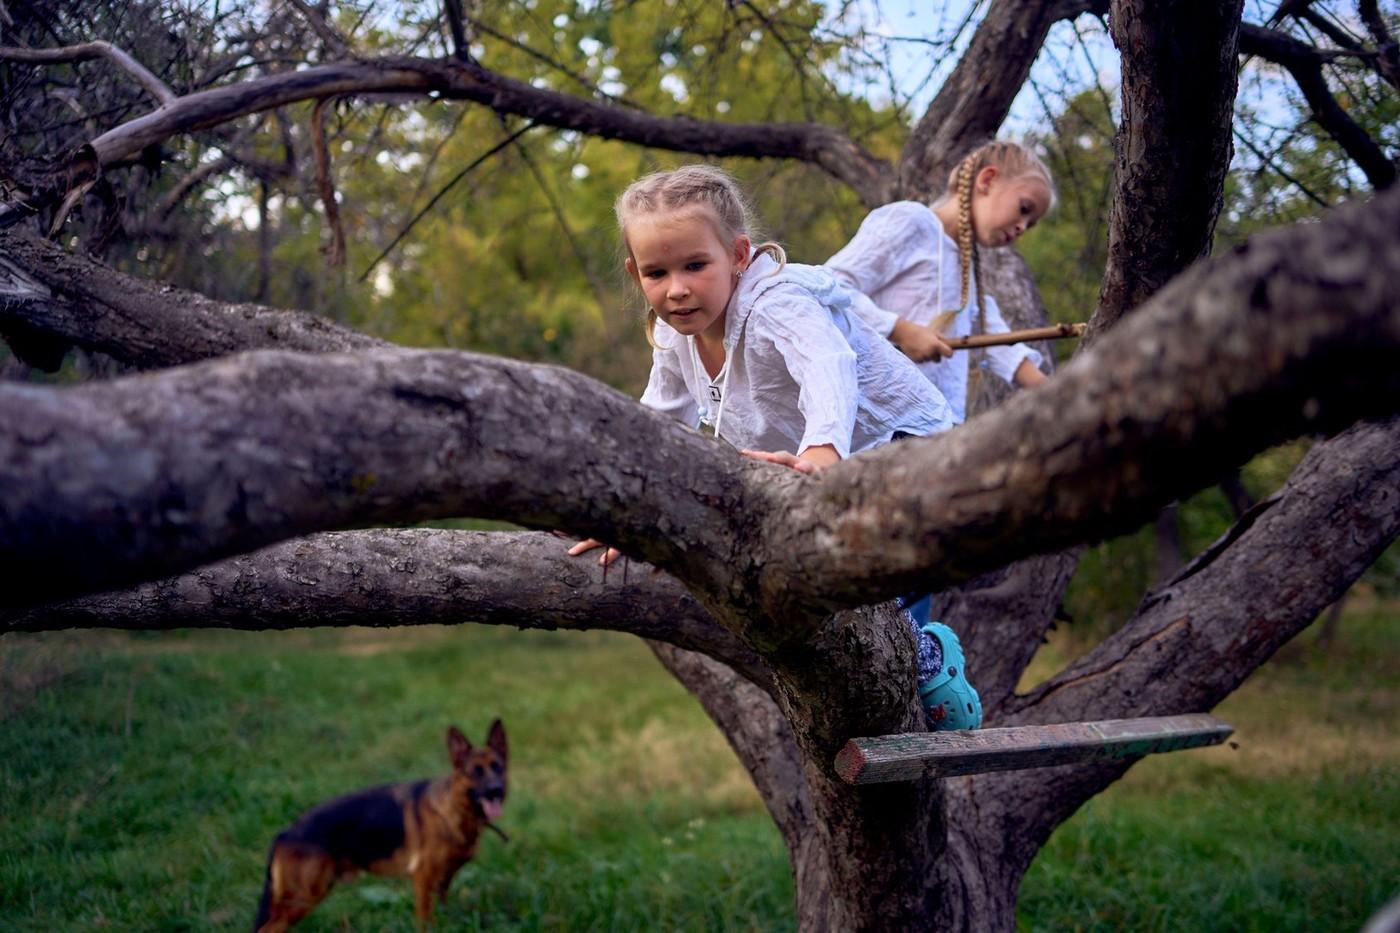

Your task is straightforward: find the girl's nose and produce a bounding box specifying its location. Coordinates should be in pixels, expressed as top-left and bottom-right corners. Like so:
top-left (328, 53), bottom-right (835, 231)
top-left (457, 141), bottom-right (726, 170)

top-left (668, 278), bottom-right (690, 298)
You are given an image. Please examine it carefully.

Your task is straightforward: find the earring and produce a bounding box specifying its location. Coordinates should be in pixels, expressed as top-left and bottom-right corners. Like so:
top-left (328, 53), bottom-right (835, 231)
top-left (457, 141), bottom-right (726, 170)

top-left (735, 268), bottom-right (743, 279)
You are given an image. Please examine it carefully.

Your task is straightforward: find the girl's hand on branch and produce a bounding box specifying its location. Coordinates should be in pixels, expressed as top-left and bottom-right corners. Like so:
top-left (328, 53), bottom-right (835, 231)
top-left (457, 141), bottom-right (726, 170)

top-left (891, 319), bottom-right (953, 362)
top-left (567, 537), bottom-right (623, 567)
top-left (742, 445), bottom-right (839, 473)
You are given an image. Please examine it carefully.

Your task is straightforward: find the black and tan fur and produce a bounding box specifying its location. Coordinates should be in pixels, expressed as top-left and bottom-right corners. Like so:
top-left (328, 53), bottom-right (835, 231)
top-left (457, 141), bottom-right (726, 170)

top-left (253, 720), bottom-right (508, 932)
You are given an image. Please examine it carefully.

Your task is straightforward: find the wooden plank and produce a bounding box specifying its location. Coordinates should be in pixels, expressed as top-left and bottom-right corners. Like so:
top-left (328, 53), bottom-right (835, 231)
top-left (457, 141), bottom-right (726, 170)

top-left (834, 714), bottom-right (1233, 785)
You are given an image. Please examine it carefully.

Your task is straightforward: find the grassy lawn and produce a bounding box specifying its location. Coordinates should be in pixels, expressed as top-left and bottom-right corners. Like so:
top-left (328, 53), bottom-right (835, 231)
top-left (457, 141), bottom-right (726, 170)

top-left (2, 605), bottom-right (1396, 931)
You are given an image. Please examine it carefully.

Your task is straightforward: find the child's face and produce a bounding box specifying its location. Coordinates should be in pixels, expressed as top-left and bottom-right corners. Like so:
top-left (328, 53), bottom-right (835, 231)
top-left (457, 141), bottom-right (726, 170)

top-left (625, 208), bottom-right (749, 342)
top-left (971, 168), bottom-right (1052, 248)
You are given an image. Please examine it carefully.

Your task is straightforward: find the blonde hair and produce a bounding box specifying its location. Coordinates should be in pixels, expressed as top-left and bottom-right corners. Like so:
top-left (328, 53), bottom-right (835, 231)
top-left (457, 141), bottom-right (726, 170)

top-left (932, 141), bottom-right (1056, 335)
top-left (615, 164), bottom-right (785, 346)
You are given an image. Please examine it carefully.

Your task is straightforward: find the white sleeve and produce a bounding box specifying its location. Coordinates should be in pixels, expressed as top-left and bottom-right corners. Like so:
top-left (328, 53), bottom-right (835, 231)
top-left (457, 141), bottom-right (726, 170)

top-left (638, 345), bottom-right (700, 427)
top-left (826, 206), bottom-right (926, 337)
top-left (982, 293), bottom-right (1045, 383)
top-left (750, 285), bottom-right (859, 459)
top-left (840, 283), bottom-right (899, 338)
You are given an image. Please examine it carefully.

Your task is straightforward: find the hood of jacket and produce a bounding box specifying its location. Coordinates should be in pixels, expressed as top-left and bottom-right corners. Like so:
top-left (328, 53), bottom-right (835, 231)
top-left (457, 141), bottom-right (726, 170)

top-left (721, 251), bottom-right (852, 348)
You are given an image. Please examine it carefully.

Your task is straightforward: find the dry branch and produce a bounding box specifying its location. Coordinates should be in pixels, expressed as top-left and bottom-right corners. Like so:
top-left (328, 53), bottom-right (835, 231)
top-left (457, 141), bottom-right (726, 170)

top-left (0, 41), bottom-right (175, 105)
top-left (944, 323), bottom-right (1084, 350)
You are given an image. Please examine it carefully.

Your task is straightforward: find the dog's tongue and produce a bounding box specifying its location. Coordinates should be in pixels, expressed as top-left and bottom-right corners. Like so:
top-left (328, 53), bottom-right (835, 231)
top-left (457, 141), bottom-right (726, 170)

top-left (482, 798), bottom-right (503, 822)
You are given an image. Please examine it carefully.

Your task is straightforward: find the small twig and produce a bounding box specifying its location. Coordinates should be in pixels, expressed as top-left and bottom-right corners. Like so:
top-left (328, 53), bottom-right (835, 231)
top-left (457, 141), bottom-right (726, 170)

top-left (286, 0), bottom-right (352, 59)
top-left (502, 118), bottom-right (610, 309)
top-left (47, 144), bottom-right (101, 237)
top-left (358, 121), bottom-right (538, 283)
top-left (0, 41), bottom-right (176, 106)
top-left (944, 323), bottom-right (1085, 350)
top-left (1233, 127), bottom-right (1330, 208)
top-left (311, 97), bottom-right (347, 267)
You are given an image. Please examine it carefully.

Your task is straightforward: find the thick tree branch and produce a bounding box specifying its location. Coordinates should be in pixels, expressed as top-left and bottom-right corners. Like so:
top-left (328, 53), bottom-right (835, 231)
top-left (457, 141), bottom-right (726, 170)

top-left (1016, 417), bottom-right (1400, 722)
top-left (0, 229), bottom-right (384, 368)
top-left (1, 54), bottom-right (894, 218)
top-left (1239, 22), bottom-right (1398, 190)
top-left (3, 528), bottom-right (775, 693)
top-left (1085, 0), bottom-right (1243, 341)
top-left (766, 184), bottom-right (1400, 620)
top-left (897, 0), bottom-right (1107, 198)
top-left (983, 415), bottom-right (1400, 869)
top-left (0, 348), bottom-right (781, 619)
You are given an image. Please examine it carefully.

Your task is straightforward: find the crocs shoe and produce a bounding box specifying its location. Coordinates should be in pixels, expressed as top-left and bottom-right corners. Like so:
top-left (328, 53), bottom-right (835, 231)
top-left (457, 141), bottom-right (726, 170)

top-left (917, 621), bottom-right (983, 731)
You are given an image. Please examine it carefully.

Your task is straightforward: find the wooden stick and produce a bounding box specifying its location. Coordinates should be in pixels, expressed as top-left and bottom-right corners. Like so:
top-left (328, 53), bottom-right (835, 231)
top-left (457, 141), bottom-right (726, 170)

top-left (945, 322), bottom-right (1085, 350)
top-left (834, 714), bottom-right (1233, 784)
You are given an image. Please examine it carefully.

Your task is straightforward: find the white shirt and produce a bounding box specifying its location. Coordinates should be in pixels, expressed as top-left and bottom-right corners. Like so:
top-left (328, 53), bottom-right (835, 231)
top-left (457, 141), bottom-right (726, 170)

top-left (639, 252), bottom-right (953, 458)
top-left (825, 200), bottom-right (1044, 424)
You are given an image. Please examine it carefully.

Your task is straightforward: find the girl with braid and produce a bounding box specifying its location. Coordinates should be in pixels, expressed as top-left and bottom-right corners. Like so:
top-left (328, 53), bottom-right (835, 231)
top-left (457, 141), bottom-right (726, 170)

top-left (820, 141), bottom-right (1056, 729)
top-left (825, 140), bottom-right (1053, 426)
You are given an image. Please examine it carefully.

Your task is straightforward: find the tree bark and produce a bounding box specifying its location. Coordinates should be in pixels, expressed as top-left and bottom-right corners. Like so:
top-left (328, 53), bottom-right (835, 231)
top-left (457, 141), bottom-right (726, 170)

top-left (0, 528), bottom-right (775, 692)
top-left (0, 347), bottom-right (783, 617)
top-left (0, 229), bottom-right (384, 369)
top-left (1088, 0), bottom-right (1244, 341)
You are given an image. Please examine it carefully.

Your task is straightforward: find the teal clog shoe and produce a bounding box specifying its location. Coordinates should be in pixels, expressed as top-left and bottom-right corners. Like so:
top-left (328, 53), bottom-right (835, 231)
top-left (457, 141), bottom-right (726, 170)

top-left (917, 621), bottom-right (983, 730)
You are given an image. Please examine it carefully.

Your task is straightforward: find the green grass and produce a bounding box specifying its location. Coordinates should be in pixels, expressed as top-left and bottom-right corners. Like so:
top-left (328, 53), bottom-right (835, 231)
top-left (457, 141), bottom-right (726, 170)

top-left (1, 606), bottom-right (1396, 931)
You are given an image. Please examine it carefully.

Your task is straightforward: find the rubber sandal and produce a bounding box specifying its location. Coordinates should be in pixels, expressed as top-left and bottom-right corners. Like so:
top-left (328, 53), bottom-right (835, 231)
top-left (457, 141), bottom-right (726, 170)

top-left (917, 621), bottom-right (983, 731)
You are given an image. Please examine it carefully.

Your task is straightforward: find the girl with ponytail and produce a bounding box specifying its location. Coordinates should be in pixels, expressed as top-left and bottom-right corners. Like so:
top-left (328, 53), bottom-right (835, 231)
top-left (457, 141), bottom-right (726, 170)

top-left (826, 140), bottom-right (1055, 425)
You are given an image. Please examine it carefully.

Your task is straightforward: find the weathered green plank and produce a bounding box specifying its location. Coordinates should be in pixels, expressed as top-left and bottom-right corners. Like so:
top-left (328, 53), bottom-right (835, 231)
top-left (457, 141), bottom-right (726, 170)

top-left (834, 714), bottom-right (1233, 785)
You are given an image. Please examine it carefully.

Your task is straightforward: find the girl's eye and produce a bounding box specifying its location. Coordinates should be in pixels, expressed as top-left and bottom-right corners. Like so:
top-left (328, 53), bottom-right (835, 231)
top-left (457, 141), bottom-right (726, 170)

top-left (645, 269), bottom-right (665, 279)
top-left (1020, 201), bottom-right (1031, 215)
top-left (686, 261), bottom-right (707, 271)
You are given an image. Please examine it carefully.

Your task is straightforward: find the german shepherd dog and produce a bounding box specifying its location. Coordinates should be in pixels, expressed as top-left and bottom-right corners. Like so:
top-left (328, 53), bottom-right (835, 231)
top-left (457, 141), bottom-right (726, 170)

top-left (253, 720), bottom-right (508, 931)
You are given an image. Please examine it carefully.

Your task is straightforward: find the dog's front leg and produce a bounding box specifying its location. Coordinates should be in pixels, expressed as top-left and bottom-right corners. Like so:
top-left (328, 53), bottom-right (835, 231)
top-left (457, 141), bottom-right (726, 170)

top-left (412, 867), bottom-right (443, 931)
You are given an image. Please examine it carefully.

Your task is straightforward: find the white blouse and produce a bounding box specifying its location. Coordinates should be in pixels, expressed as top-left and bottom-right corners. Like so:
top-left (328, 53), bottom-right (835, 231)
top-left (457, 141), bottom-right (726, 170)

top-left (639, 252), bottom-right (953, 458)
top-left (825, 200), bottom-right (1044, 424)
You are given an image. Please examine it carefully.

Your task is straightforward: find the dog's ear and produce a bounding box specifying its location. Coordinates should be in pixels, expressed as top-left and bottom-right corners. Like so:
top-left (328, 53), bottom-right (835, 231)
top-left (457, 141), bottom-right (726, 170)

top-left (447, 725), bottom-right (472, 769)
top-left (486, 718), bottom-right (508, 763)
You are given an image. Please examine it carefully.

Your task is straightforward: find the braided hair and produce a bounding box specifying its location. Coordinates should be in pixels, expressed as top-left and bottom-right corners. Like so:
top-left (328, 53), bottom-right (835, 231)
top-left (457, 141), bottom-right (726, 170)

top-left (935, 141), bottom-right (1056, 336)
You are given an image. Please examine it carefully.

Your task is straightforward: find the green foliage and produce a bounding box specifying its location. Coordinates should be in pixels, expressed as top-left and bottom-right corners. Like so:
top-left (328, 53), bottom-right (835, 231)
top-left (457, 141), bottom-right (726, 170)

top-left (90, 1), bottom-right (898, 396)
